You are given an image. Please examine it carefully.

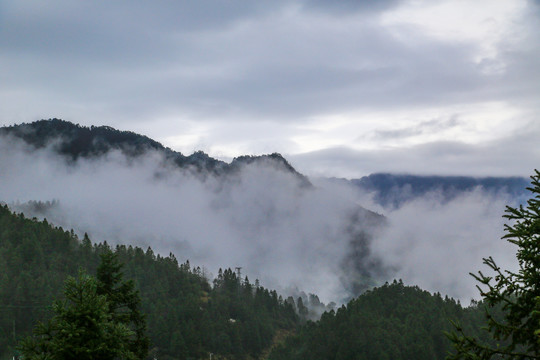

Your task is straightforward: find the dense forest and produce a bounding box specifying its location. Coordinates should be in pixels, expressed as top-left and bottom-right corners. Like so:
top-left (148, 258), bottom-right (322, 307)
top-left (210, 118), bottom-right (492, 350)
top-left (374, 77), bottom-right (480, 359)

top-left (269, 281), bottom-right (500, 360)
top-left (0, 204), bottom-right (297, 359)
top-left (0, 203), bottom-right (499, 360)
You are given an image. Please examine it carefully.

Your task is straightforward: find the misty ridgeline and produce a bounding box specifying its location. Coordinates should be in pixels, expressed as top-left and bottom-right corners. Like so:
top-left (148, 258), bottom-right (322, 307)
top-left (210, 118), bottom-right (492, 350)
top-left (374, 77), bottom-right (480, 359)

top-left (1, 119), bottom-right (527, 303)
top-left (0, 119), bottom-right (530, 359)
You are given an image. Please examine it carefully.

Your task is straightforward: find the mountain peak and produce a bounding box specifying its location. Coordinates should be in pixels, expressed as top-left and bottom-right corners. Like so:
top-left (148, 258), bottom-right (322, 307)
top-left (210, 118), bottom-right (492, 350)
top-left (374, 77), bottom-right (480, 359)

top-left (231, 153), bottom-right (311, 186)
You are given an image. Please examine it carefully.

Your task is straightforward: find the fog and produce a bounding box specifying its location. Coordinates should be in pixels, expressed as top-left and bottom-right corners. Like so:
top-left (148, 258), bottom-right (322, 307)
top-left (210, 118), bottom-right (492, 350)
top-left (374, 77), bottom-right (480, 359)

top-left (0, 135), bottom-right (522, 304)
top-left (366, 189), bottom-right (517, 303)
top-left (1, 135), bottom-right (364, 303)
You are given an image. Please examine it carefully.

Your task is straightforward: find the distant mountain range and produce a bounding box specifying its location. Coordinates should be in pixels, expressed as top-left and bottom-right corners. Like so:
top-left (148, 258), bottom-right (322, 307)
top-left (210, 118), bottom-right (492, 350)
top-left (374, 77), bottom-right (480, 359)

top-left (1, 118), bottom-right (528, 225)
top-left (2, 119), bottom-right (528, 197)
top-left (331, 173), bottom-right (529, 208)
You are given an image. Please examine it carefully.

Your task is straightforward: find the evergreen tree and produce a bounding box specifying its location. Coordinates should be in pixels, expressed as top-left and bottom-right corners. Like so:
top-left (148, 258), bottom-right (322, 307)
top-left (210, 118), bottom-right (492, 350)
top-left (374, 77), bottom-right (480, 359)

top-left (297, 297), bottom-right (308, 320)
top-left (448, 170), bottom-right (540, 359)
top-left (18, 270), bottom-right (136, 360)
top-left (96, 247), bottom-right (150, 359)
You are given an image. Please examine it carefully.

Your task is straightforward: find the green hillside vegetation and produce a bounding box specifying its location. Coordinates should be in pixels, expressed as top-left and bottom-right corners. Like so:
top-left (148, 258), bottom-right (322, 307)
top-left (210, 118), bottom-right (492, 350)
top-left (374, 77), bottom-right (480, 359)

top-left (0, 204), bottom-right (297, 359)
top-left (0, 201), bottom-right (501, 360)
top-left (269, 281), bottom-right (500, 360)
top-left (268, 171), bottom-right (540, 360)
top-left (447, 170), bottom-right (540, 358)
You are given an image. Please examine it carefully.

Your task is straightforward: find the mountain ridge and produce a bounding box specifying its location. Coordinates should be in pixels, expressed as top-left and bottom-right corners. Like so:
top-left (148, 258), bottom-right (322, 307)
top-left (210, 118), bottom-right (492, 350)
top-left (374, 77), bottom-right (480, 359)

top-left (0, 118), bottom-right (310, 186)
top-left (2, 119), bottom-right (528, 195)
top-left (328, 173), bottom-right (529, 208)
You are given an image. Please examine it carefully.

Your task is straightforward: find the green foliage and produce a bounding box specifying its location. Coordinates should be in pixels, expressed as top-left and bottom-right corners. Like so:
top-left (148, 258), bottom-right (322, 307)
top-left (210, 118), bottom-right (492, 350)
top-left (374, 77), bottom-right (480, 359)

top-left (269, 280), bottom-right (492, 360)
top-left (97, 249), bottom-right (150, 359)
top-left (18, 270), bottom-right (136, 360)
top-left (0, 205), bottom-right (297, 359)
top-left (206, 269), bottom-right (297, 358)
top-left (447, 170), bottom-right (540, 359)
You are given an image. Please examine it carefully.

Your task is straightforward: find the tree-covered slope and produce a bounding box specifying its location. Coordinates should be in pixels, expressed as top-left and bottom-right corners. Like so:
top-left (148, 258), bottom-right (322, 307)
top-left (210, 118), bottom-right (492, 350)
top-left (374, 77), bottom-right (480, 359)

top-left (0, 205), bottom-right (297, 360)
top-left (269, 280), bottom-right (498, 360)
top-left (0, 197), bottom-right (499, 360)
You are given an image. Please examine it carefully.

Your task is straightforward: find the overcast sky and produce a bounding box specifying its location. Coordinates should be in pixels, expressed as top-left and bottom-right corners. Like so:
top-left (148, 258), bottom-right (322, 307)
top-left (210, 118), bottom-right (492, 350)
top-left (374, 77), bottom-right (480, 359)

top-left (1, 0), bottom-right (539, 178)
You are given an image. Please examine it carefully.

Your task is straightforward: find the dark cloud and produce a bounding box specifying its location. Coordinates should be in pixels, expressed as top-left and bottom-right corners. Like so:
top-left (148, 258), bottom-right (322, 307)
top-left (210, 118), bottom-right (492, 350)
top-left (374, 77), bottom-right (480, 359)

top-left (0, 0), bottom-right (507, 122)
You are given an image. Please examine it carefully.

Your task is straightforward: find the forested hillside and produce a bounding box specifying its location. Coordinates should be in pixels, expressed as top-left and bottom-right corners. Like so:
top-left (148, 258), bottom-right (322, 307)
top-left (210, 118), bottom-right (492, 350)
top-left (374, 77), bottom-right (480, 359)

top-left (269, 281), bottom-right (499, 360)
top-left (0, 202), bottom-right (500, 360)
top-left (0, 119), bottom-right (384, 300)
top-left (0, 205), bottom-right (297, 360)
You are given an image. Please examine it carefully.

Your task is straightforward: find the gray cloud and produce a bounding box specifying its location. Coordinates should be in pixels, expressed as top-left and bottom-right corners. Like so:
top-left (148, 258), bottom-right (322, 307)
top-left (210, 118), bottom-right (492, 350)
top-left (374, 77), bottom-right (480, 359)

top-left (304, 0), bottom-right (405, 14)
top-left (369, 188), bottom-right (516, 302)
top-left (2, 1), bottom-right (535, 121)
top-left (1, 0), bottom-right (539, 177)
top-left (291, 120), bottom-right (540, 178)
top-left (370, 116), bottom-right (461, 140)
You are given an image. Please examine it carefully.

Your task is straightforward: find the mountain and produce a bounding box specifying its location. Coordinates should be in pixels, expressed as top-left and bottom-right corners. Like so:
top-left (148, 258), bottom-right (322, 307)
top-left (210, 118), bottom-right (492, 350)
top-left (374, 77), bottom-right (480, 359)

top-left (0, 119), bottom-right (521, 359)
top-left (0, 119), bottom-right (383, 299)
top-left (343, 173), bottom-right (529, 208)
top-left (0, 118), bottom-right (310, 185)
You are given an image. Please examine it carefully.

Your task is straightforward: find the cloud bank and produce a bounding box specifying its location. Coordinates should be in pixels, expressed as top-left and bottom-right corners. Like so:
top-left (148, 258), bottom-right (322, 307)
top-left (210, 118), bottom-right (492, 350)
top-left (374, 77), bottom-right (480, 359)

top-left (1, 134), bottom-right (524, 304)
top-left (367, 189), bottom-right (517, 303)
top-left (1, 136), bottom-right (367, 303)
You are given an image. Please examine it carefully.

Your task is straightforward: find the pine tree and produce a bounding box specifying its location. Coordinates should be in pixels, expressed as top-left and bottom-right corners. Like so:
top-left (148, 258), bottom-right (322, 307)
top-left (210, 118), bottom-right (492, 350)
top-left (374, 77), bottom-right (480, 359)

top-left (448, 170), bottom-right (540, 359)
top-left (18, 270), bottom-right (136, 360)
top-left (97, 247), bottom-right (150, 359)
top-left (297, 297), bottom-right (309, 320)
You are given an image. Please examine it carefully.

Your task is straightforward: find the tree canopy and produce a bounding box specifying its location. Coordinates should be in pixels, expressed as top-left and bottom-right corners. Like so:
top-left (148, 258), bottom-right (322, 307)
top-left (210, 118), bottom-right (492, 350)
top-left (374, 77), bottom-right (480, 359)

top-left (96, 249), bottom-right (150, 359)
top-left (269, 280), bottom-right (494, 360)
top-left (0, 204), bottom-right (298, 359)
top-left (448, 170), bottom-right (540, 359)
top-left (18, 270), bottom-right (137, 360)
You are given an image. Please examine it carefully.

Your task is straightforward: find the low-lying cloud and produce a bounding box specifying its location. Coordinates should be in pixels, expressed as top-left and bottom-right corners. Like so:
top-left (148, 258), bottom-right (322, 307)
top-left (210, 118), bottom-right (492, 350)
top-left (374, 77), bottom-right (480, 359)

top-left (362, 187), bottom-right (518, 303)
top-left (1, 135), bottom-right (366, 303)
top-left (1, 135), bottom-right (523, 304)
